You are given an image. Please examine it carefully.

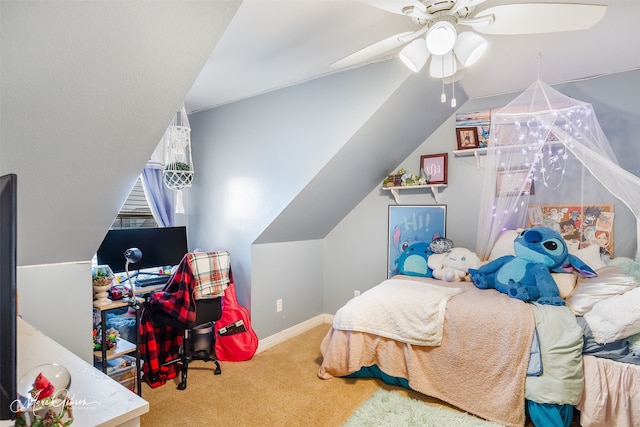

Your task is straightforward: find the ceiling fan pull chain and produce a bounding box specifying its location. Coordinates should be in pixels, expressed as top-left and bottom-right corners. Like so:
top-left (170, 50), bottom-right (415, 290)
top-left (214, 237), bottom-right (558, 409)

top-left (441, 58), bottom-right (447, 103)
top-left (450, 53), bottom-right (457, 108)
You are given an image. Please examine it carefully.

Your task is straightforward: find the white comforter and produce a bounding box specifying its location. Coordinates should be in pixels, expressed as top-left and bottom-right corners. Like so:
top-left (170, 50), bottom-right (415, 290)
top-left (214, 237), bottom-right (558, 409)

top-left (332, 277), bottom-right (462, 346)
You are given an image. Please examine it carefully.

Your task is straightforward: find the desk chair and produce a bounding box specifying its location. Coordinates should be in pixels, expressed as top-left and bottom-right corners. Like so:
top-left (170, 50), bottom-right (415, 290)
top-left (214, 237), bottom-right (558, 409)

top-left (140, 251), bottom-right (230, 390)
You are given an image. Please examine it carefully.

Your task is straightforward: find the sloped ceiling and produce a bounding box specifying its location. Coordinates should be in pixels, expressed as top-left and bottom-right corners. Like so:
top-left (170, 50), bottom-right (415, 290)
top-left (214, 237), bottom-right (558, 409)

top-left (185, 0), bottom-right (640, 113)
top-left (0, 0), bottom-right (241, 266)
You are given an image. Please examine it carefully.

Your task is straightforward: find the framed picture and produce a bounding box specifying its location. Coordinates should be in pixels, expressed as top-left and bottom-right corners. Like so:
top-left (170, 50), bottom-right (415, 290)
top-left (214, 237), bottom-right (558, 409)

top-left (527, 204), bottom-right (614, 257)
top-left (387, 205), bottom-right (447, 278)
top-left (456, 127), bottom-right (480, 150)
top-left (420, 153), bottom-right (448, 185)
top-left (496, 167), bottom-right (534, 196)
top-left (455, 109), bottom-right (497, 148)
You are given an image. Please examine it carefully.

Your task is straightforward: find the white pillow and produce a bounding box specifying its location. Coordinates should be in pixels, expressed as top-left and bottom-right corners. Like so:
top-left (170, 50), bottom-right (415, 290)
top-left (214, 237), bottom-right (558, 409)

top-left (570, 244), bottom-right (607, 271)
top-left (552, 273), bottom-right (577, 299)
top-left (584, 286), bottom-right (640, 343)
top-left (488, 229), bottom-right (519, 261)
top-left (565, 265), bottom-right (638, 316)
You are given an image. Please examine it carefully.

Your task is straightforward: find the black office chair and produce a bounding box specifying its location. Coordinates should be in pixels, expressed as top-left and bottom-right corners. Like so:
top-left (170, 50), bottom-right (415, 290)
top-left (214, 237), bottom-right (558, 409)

top-left (140, 251), bottom-right (230, 390)
top-left (176, 297), bottom-right (223, 389)
top-left (143, 293), bottom-right (223, 389)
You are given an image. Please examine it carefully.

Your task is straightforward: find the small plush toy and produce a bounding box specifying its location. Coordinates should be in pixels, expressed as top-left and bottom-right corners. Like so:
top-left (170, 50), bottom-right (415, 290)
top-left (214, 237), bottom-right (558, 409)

top-left (429, 237), bottom-right (454, 254)
top-left (469, 226), bottom-right (597, 306)
top-left (428, 247), bottom-right (481, 282)
top-left (396, 241), bottom-right (433, 277)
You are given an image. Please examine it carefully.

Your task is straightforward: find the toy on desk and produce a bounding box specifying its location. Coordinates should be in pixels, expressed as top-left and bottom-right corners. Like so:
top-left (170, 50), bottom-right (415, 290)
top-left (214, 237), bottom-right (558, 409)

top-left (93, 327), bottom-right (119, 351)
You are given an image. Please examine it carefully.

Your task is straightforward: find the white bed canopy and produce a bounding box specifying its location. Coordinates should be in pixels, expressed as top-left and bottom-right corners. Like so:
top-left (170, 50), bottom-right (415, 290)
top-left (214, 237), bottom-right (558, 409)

top-left (475, 80), bottom-right (640, 262)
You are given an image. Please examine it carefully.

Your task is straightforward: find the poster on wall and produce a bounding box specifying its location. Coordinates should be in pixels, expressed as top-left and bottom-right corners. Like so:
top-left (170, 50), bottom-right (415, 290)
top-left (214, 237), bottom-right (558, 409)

top-left (527, 204), bottom-right (614, 257)
top-left (455, 109), bottom-right (494, 148)
top-left (387, 205), bottom-right (447, 278)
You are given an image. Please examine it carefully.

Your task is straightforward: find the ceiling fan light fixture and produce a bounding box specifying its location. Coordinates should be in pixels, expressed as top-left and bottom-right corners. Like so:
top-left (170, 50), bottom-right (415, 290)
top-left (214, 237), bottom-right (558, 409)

top-left (443, 68), bottom-right (466, 84)
top-left (426, 21), bottom-right (457, 56)
top-left (399, 38), bottom-right (430, 72)
top-left (454, 32), bottom-right (488, 67)
top-left (429, 51), bottom-right (457, 79)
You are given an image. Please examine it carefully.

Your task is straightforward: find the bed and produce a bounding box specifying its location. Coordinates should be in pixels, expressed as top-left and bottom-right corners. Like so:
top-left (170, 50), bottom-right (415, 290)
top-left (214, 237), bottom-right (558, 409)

top-left (318, 237), bottom-right (640, 427)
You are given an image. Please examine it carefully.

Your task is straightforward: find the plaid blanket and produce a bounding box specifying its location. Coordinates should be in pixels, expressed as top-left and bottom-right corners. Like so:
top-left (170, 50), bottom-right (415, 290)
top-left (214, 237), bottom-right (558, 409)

top-left (187, 251), bottom-right (230, 299)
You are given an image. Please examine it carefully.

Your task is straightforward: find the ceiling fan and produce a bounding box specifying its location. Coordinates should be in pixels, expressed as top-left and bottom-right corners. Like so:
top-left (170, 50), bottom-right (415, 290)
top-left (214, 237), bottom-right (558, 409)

top-left (332, 0), bottom-right (607, 82)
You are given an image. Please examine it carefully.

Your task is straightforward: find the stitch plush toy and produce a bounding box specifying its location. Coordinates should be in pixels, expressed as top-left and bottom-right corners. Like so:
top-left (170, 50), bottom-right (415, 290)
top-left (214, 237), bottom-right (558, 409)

top-left (428, 247), bottom-right (481, 282)
top-left (469, 226), bottom-right (597, 306)
top-left (396, 241), bottom-right (433, 277)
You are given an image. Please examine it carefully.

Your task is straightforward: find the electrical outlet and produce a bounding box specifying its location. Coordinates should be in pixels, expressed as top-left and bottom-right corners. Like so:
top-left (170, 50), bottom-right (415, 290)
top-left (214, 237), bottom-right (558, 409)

top-left (276, 298), bottom-right (283, 312)
top-left (354, 290), bottom-right (360, 297)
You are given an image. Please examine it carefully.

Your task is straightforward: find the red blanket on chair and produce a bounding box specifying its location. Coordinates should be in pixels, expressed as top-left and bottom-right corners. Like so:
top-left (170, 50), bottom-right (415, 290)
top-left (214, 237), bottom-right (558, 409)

top-left (139, 256), bottom-right (197, 388)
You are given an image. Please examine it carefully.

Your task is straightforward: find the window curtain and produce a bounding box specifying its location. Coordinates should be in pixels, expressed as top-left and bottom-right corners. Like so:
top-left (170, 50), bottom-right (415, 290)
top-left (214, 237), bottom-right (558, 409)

top-left (141, 141), bottom-right (175, 227)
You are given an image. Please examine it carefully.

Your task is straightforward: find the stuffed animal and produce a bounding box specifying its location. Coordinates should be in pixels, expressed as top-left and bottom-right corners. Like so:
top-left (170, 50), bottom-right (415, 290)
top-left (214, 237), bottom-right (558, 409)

top-left (428, 247), bottom-right (481, 282)
top-left (468, 226), bottom-right (597, 306)
top-left (396, 241), bottom-right (433, 277)
top-left (429, 237), bottom-right (454, 254)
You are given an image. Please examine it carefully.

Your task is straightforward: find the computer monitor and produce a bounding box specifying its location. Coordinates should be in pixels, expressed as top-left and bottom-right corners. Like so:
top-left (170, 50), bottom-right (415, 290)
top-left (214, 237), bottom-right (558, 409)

top-left (0, 173), bottom-right (17, 421)
top-left (96, 226), bottom-right (188, 274)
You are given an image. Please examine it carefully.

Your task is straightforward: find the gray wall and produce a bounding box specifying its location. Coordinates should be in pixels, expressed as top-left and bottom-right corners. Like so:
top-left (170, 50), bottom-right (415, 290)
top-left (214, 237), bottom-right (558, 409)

top-left (190, 68), bottom-right (639, 339)
top-left (187, 59), bottom-right (463, 338)
top-left (323, 70), bottom-right (640, 313)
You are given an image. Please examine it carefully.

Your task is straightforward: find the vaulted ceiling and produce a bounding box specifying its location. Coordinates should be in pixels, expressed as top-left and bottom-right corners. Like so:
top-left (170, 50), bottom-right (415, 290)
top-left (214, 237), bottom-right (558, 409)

top-left (185, 0), bottom-right (640, 113)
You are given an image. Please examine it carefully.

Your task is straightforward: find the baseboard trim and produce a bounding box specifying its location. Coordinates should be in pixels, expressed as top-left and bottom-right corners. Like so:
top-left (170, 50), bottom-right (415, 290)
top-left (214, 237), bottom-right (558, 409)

top-left (256, 313), bottom-right (334, 354)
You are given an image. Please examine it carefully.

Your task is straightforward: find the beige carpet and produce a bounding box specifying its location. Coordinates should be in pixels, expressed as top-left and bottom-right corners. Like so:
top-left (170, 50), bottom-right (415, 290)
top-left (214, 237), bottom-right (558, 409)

top-left (140, 323), bottom-right (457, 426)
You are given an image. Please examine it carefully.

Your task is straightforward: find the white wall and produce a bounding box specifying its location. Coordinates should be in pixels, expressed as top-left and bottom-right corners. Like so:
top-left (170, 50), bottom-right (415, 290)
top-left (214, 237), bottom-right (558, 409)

top-left (17, 262), bottom-right (93, 362)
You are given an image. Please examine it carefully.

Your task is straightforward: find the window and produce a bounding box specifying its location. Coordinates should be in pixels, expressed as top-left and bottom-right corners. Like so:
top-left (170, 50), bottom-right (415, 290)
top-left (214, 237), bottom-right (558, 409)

top-left (111, 176), bottom-right (157, 229)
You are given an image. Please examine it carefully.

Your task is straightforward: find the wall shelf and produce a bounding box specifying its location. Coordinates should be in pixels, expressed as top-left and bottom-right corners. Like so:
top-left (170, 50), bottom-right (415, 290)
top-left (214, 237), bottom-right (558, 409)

top-left (453, 147), bottom-right (487, 169)
top-left (382, 184), bottom-right (447, 204)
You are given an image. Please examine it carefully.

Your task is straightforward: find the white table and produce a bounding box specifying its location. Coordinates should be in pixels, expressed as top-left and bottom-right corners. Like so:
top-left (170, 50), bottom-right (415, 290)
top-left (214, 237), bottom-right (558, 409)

top-left (1, 318), bottom-right (148, 427)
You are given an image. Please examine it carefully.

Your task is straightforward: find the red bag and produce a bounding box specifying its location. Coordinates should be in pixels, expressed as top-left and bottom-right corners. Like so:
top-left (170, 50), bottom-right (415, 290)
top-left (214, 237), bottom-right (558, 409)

top-left (214, 281), bottom-right (258, 361)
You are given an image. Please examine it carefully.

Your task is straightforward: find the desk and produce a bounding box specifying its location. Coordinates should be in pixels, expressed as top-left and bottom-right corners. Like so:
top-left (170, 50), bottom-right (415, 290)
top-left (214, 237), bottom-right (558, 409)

top-left (13, 318), bottom-right (148, 427)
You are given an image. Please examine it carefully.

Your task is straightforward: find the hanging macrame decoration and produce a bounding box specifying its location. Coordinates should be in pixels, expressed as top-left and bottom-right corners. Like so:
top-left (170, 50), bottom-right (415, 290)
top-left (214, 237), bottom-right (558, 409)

top-left (163, 103), bottom-right (193, 213)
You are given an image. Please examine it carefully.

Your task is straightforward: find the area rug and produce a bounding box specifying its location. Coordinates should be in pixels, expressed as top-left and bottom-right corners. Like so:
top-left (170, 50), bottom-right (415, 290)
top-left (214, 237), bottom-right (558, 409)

top-left (343, 389), bottom-right (505, 427)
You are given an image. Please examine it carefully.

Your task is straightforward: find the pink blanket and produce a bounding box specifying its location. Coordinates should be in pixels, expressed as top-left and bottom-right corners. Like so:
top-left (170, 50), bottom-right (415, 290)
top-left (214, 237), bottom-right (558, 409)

top-left (318, 276), bottom-right (535, 427)
top-left (578, 355), bottom-right (640, 427)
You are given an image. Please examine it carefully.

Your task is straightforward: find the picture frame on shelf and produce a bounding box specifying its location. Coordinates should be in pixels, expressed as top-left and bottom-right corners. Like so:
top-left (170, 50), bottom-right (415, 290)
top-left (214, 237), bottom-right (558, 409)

top-left (387, 204), bottom-right (447, 278)
top-left (456, 127), bottom-right (480, 150)
top-left (420, 153), bottom-right (448, 185)
top-left (496, 167), bottom-right (535, 196)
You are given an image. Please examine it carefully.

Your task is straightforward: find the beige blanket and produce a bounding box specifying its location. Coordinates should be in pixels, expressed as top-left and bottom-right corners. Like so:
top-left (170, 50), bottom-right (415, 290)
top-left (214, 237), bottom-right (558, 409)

top-left (318, 276), bottom-right (535, 427)
top-left (332, 278), bottom-right (462, 346)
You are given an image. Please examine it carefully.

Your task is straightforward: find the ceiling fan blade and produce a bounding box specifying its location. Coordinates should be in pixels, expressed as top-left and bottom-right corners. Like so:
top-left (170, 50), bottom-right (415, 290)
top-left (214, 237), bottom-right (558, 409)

top-left (331, 31), bottom-right (417, 68)
top-left (472, 3), bottom-right (607, 35)
top-left (359, 0), bottom-right (426, 15)
top-left (450, 0), bottom-right (487, 17)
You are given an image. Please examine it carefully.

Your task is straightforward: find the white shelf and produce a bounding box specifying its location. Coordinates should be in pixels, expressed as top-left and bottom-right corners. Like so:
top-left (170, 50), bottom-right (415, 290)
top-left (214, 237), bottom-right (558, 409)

top-left (94, 337), bottom-right (137, 360)
top-left (382, 184), bottom-right (447, 203)
top-left (453, 147), bottom-right (487, 169)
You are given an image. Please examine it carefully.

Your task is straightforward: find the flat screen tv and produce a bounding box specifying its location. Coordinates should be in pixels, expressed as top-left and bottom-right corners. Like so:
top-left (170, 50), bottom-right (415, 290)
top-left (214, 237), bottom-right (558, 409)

top-left (96, 226), bottom-right (188, 273)
top-left (0, 173), bottom-right (17, 421)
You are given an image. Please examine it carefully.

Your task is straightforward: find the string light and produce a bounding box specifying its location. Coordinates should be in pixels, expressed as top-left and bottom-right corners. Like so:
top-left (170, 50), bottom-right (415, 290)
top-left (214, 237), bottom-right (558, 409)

top-left (492, 106), bottom-right (593, 191)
